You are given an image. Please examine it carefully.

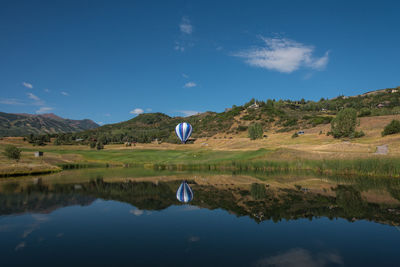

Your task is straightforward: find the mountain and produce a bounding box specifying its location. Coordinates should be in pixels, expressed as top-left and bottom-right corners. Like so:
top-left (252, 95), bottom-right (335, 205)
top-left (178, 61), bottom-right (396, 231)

top-left (65, 86), bottom-right (400, 144)
top-left (0, 112), bottom-right (99, 137)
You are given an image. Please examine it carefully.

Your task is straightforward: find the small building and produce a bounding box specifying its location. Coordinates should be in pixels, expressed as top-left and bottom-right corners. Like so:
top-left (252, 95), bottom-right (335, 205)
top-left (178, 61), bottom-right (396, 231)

top-left (377, 101), bottom-right (391, 108)
top-left (248, 100), bottom-right (259, 109)
top-left (34, 151), bottom-right (43, 157)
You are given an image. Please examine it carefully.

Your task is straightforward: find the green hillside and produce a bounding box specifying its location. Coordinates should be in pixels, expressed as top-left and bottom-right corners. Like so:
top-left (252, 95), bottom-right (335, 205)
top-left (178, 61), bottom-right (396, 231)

top-left (29, 86), bottom-right (400, 144)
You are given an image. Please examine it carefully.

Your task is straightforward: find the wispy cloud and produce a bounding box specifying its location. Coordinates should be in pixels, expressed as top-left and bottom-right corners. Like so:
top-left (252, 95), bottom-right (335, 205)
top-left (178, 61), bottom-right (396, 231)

top-left (61, 91), bottom-right (69, 96)
top-left (27, 92), bottom-right (45, 105)
top-left (22, 82), bottom-right (33, 89)
top-left (146, 108), bottom-right (152, 112)
top-left (97, 121), bottom-right (104, 125)
top-left (175, 17), bottom-right (194, 52)
top-left (179, 110), bottom-right (199, 117)
top-left (27, 92), bottom-right (40, 101)
top-left (36, 106), bottom-right (53, 114)
top-left (0, 98), bottom-right (25, 105)
top-left (180, 17), bottom-right (193, 34)
top-left (130, 108), bottom-right (144, 115)
top-left (174, 42), bottom-right (186, 52)
top-left (235, 37), bottom-right (329, 73)
top-left (44, 88), bottom-right (50, 93)
top-left (184, 82), bottom-right (197, 88)
top-left (182, 73), bottom-right (189, 78)
top-left (105, 113), bottom-right (111, 117)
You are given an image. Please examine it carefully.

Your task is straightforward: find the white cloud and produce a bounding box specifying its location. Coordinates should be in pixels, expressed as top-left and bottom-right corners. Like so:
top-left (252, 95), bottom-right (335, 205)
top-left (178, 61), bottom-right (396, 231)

top-left (22, 82), bottom-right (33, 89)
top-left (130, 108), bottom-right (144, 115)
top-left (180, 17), bottom-right (193, 34)
top-left (174, 43), bottom-right (185, 52)
top-left (61, 91), bottom-right (69, 96)
top-left (182, 73), bottom-right (189, 78)
top-left (179, 110), bottom-right (199, 117)
top-left (146, 108), bottom-right (152, 112)
top-left (235, 37), bottom-right (329, 73)
top-left (36, 106), bottom-right (53, 114)
top-left (184, 82), bottom-right (197, 88)
top-left (97, 121), bottom-right (104, 125)
top-left (27, 93), bottom-right (40, 101)
top-left (44, 88), bottom-right (50, 93)
top-left (0, 98), bottom-right (25, 105)
top-left (27, 92), bottom-right (45, 105)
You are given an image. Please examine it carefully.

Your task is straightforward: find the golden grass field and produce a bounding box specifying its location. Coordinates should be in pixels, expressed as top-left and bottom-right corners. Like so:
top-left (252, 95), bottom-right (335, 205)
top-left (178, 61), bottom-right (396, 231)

top-left (1, 114), bottom-right (400, 176)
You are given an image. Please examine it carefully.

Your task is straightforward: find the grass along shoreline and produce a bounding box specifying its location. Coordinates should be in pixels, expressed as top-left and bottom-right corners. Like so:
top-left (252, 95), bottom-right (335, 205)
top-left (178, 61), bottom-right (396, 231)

top-left (1, 144), bottom-right (400, 178)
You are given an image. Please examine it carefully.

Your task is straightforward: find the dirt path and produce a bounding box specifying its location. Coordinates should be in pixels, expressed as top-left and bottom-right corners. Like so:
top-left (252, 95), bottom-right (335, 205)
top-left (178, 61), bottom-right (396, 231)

top-left (375, 145), bottom-right (388, 155)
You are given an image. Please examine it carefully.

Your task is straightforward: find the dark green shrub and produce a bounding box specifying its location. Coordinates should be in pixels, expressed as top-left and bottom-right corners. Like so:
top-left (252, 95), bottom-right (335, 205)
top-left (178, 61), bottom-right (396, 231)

top-left (382, 120), bottom-right (400, 136)
top-left (292, 132), bottom-right (299, 138)
top-left (358, 108), bottom-right (371, 117)
top-left (96, 142), bottom-right (104, 150)
top-left (248, 123), bottom-right (263, 140)
top-left (330, 108), bottom-right (357, 138)
top-left (89, 141), bottom-right (96, 149)
top-left (237, 125), bottom-right (248, 132)
top-left (3, 145), bottom-right (21, 162)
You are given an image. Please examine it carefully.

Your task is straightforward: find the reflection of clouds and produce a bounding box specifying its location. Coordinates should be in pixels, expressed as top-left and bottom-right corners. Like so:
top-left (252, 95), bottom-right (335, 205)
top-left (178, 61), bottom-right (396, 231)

top-left (22, 226), bottom-right (37, 238)
top-left (21, 214), bottom-right (50, 239)
top-left (180, 205), bottom-right (200, 212)
top-left (32, 214), bottom-right (49, 222)
top-left (15, 241), bottom-right (26, 251)
top-left (188, 236), bottom-right (200, 242)
top-left (130, 208), bottom-right (144, 216)
top-left (0, 224), bottom-right (14, 232)
top-left (255, 248), bottom-right (343, 267)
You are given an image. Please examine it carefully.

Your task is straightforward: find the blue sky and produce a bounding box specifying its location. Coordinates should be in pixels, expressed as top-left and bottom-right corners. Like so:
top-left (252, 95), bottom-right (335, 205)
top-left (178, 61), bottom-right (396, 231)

top-left (1, 0), bottom-right (399, 125)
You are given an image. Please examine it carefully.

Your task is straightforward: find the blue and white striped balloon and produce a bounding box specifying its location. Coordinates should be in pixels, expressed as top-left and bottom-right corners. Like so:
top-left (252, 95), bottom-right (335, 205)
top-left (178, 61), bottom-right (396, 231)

top-left (175, 122), bottom-right (193, 144)
top-left (176, 181), bottom-right (194, 203)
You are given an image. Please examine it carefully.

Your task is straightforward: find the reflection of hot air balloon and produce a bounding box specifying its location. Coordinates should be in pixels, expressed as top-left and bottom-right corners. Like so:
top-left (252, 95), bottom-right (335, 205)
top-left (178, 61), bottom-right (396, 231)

top-left (176, 181), bottom-right (194, 203)
top-left (175, 122), bottom-right (193, 144)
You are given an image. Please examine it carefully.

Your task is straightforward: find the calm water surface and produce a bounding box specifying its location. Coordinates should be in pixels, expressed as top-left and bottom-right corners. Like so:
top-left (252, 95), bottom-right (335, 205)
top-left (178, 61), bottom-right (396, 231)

top-left (0, 168), bottom-right (399, 266)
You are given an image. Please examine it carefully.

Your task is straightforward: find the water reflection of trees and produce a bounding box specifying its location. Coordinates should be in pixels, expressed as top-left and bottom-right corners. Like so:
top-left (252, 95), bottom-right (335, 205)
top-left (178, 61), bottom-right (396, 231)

top-left (1, 178), bottom-right (399, 226)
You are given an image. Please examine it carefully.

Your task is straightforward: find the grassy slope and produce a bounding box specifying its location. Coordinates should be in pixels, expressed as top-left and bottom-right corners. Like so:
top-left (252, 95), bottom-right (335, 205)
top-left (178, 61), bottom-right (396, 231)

top-left (1, 112), bottom-right (400, 177)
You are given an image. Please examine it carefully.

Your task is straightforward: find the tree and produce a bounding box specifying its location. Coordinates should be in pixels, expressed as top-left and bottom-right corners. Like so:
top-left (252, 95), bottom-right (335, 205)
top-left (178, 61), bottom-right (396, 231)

top-left (248, 123), bottom-right (263, 140)
top-left (382, 120), bottom-right (400, 136)
top-left (3, 145), bottom-right (21, 162)
top-left (96, 142), bottom-right (104, 150)
top-left (330, 108), bottom-right (357, 138)
top-left (89, 141), bottom-right (96, 149)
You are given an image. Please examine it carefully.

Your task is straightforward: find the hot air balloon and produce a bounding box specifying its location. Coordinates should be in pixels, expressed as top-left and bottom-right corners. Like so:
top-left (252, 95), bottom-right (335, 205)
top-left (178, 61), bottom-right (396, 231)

top-left (176, 181), bottom-right (194, 203)
top-left (175, 122), bottom-right (193, 144)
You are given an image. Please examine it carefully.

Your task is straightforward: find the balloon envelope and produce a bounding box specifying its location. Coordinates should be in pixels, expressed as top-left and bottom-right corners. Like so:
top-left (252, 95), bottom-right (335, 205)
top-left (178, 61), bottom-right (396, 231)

top-left (176, 181), bottom-right (194, 203)
top-left (175, 122), bottom-right (193, 143)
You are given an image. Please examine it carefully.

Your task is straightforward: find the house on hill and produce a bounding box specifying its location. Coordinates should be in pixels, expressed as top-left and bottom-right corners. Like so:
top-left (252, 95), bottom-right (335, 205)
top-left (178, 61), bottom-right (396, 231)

top-left (247, 100), bottom-right (259, 109)
top-left (377, 101), bottom-right (391, 108)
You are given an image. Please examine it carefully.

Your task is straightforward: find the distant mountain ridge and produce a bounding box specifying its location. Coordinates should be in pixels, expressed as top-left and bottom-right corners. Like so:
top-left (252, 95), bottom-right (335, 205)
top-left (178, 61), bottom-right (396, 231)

top-left (0, 112), bottom-right (99, 137)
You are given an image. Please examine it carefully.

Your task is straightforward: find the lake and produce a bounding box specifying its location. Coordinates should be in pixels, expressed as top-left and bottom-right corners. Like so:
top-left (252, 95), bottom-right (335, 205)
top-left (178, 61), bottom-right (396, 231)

top-left (0, 168), bottom-right (399, 266)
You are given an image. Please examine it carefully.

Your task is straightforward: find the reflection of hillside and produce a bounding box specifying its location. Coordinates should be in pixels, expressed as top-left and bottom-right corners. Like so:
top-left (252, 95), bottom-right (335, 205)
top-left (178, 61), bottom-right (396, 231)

top-left (0, 183), bottom-right (95, 216)
top-left (1, 179), bottom-right (399, 226)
